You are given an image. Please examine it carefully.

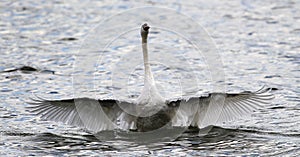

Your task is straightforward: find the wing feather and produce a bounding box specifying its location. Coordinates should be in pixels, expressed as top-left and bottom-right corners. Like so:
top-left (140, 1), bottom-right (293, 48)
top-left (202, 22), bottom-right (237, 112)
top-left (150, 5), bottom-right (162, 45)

top-left (175, 87), bottom-right (274, 128)
top-left (216, 87), bottom-right (273, 125)
top-left (27, 97), bottom-right (136, 132)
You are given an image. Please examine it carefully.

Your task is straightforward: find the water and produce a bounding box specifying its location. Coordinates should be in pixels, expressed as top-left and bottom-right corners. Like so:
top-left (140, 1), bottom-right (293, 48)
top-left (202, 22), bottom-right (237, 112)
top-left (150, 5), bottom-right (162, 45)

top-left (1, 0), bottom-right (299, 156)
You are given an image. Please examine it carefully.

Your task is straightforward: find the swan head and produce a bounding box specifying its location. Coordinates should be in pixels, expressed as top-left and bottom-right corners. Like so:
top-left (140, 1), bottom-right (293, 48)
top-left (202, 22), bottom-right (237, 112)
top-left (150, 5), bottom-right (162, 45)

top-left (141, 23), bottom-right (150, 43)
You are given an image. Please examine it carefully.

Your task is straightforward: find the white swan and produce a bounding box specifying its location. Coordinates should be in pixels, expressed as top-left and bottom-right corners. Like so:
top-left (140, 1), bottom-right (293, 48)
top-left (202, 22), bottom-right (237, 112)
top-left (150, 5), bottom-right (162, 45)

top-left (28, 23), bottom-right (274, 132)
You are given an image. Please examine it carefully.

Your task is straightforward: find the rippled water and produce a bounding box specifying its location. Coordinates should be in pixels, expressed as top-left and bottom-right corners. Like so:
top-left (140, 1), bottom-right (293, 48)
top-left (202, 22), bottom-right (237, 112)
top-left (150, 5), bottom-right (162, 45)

top-left (1, 0), bottom-right (299, 156)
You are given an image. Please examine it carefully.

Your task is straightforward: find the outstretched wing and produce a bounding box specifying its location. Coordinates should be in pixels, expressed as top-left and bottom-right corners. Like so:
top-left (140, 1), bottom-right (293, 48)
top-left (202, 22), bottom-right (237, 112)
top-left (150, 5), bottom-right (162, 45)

top-left (215, 87), bottom-right (274, 124)
top-left (27, 97), bottom-right (137, 132)
top-left (171, 87), bottom-right (274, 128)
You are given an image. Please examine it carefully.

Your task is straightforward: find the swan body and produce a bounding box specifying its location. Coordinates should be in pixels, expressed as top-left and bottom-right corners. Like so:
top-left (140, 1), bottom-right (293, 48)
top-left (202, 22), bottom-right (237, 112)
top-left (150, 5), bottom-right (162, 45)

top-left (27, 24), bottom-right (274, 132)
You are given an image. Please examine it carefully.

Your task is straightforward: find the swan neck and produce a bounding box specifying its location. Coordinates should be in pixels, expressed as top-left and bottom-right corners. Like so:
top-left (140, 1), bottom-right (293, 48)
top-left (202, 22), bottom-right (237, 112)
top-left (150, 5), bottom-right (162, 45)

top-left (142, 42), bottom-right (154, 84)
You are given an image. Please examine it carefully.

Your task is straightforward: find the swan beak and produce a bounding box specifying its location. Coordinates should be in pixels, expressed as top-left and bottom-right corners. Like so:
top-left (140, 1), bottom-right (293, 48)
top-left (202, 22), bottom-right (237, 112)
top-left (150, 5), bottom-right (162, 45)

top-left (142, 23), bottom-right (150, 31)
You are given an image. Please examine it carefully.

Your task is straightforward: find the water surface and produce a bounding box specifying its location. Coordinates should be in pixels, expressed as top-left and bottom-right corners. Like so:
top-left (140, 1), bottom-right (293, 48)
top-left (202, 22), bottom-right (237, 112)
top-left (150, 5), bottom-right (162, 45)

top-left (0, 0), bottom-right (299, 156)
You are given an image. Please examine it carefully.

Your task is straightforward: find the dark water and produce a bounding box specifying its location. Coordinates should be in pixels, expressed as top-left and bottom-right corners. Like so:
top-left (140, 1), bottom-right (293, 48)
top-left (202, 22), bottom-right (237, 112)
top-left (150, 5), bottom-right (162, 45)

top-left (0, 0), bottom-right (299, 156)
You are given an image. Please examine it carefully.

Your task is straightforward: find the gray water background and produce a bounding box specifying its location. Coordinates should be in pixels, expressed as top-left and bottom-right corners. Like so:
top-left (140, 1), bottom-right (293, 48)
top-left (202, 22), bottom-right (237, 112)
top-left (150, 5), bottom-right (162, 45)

top-left (0, 0), bottom-right (299, 156)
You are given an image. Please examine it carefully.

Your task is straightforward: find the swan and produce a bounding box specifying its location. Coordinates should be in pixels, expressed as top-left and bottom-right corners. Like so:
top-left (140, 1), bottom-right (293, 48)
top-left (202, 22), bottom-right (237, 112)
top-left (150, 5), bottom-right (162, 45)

top-left (27, 23), bottom-right (274, 133)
